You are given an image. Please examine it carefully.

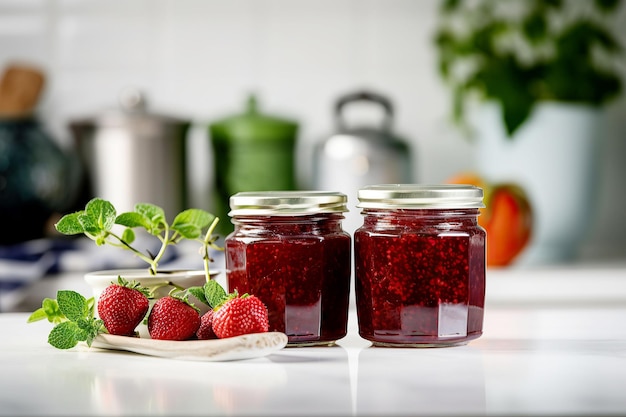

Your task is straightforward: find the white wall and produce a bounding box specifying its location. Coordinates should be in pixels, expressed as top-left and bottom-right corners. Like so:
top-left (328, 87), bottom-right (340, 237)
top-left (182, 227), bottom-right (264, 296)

top-left (1, 0), bottom-right (625, 261)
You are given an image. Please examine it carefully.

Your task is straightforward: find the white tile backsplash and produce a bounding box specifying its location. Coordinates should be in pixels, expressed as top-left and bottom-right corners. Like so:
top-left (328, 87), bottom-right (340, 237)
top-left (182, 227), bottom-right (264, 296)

top-left (0, 0), bottom-right (625, 261)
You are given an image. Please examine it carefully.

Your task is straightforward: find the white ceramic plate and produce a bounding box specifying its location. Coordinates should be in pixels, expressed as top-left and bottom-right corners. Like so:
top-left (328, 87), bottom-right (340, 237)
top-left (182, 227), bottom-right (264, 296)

top-left (91, 332), bottom-right (288, 362)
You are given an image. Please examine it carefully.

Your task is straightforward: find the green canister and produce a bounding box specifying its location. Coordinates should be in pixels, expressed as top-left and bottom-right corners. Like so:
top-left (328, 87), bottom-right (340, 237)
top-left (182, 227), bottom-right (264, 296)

top-left (209, 95), bottom-right (298, 236)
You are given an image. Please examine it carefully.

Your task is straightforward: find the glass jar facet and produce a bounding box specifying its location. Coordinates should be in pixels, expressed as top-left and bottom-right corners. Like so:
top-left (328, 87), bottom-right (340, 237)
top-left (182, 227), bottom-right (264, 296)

top-left (355, 185), bottom-right (486, 347)
top-left (226, 191), bottom-right (351, 346)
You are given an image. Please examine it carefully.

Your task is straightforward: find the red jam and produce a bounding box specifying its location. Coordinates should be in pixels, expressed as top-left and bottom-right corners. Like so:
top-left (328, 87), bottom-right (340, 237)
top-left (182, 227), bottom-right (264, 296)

top-left (225, 192), bottom-right (351, 346)
top-left (355, 185), bottom-right (486, 347)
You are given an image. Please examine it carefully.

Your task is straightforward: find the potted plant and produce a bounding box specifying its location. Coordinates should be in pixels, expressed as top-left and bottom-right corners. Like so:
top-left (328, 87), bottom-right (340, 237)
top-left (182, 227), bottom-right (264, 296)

top-left (434, 0), bottom-right (623, 264)
top-left (435, 0), bottom-right (622, 136)
top-left (52, 197), bottom-right (222, 337)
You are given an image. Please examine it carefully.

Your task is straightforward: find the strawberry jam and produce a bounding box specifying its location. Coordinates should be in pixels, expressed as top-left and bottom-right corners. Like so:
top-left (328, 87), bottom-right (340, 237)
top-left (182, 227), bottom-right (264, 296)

top-left (355, 184), bottom-right (486, 347)
top-left (225, 191), bottom-right (351, 346)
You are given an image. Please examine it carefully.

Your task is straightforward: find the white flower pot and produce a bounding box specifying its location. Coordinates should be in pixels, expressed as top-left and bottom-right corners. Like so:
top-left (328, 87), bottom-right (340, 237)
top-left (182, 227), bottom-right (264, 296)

top-left (473, 102), bottom-right (604, 265)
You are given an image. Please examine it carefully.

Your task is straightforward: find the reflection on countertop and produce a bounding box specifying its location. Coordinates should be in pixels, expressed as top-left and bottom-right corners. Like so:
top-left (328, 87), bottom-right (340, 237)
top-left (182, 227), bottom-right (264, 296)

top-left (3, 291), bottom-right (626, 416)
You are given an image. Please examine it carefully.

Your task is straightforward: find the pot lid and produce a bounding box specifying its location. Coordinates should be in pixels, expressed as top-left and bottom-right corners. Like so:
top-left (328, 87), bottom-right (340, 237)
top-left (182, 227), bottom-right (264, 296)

top-left (69, 88), bottom-right (190, 129)
top-left (210, 95), bottom-right (297, 142)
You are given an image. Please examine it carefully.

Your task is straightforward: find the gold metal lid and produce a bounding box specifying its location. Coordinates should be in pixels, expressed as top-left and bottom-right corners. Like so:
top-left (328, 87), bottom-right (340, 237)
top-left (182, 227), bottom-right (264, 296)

top-left (357, 184), bottom-right (485, 209)
top-left (229, 191), bottom-right (348, 216)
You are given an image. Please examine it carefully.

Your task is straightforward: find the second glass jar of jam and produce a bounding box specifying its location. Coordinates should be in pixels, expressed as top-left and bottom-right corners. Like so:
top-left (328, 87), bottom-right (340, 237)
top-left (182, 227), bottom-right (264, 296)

top-left (225, 191), bottom-right (351, 346)
top-left (355, 184), bottom-right (486, 347)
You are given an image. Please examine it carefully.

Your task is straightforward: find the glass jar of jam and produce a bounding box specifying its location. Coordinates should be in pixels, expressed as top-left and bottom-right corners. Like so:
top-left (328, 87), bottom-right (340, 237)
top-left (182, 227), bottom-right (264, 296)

top-left (226, 191), bottom-right (351, 346)
top-left (355, 184), bottom-right (486, 347)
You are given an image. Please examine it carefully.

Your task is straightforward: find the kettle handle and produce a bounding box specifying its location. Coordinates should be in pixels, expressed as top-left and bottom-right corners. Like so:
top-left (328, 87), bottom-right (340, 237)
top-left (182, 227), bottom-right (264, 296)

top-left (335, 90), bottom-right (393, 132)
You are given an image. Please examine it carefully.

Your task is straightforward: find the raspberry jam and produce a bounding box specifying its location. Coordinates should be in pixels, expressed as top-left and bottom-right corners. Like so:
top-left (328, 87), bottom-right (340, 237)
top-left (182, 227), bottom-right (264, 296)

top-left (355, 184), bottom-right (486, 347)
top-left (225, 191), bottom-right (351, 346)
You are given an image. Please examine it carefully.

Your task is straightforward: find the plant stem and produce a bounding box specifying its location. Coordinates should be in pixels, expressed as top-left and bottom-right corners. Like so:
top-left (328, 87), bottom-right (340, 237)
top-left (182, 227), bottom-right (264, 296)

top-left (104, 231), bottom-right (159, 274)
top-left (202, 217), bottom-right (220, 282)
top-left (148, 223), bottom-right (171, 275)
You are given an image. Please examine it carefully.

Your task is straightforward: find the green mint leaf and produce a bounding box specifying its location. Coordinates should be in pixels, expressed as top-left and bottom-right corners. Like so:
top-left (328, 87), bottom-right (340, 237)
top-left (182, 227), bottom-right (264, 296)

top-left (75, 317), bottom-right (104, 346)
top-left (54, 212), bottom-right (85, 235)
top-left (27, 308), bottom-right (48, 323)
top-left (187, 286), bottom-right (208, 305)
top-left (57, 290), bottom-right (88, 322)
top-left (116, 212), bottom-right (151, 230)
top-left (77, 212), bottom-right (101, 235)
top-left (121, 228), bottom-right (136, 245)
top-left (85, 198), bottom-right (117, 232)
top-left (172, 209), bottom-right (215, 239)
top-left (204, 280), bottom-right (227, 308)
top-left (84, 319), bottom-right (105, 346)
top-left (134, 203), bottom-right (166, 232)
top-left (171, 224), bottom-right (201, 239)
top-left (26, 298), bottom-right (67, 324)
top-left (48, 321), bottom-right (81, 349)
top-left (86, 297), bottom-right (96, 319)
top-left (34, 298), bottom-right (66, 324)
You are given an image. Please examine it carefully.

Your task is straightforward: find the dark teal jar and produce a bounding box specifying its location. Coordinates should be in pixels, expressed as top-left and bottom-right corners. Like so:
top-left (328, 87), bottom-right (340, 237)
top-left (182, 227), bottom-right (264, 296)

top-left (209, 96), bottom-right (298, 236)
top-left (0, 118), bottom-right (82, 244)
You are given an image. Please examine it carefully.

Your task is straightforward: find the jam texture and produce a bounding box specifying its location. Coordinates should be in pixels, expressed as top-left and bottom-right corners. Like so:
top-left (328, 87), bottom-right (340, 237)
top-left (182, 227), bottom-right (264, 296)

top-left (226, 214), bottom-right (351, 345)
top-left (355, 209), bottom-right (486, 346)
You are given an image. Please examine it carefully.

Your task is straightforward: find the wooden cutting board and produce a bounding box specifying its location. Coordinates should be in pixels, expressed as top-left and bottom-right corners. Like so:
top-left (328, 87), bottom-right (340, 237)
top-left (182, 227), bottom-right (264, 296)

top-left (0, 63), bottom-right (45, 118)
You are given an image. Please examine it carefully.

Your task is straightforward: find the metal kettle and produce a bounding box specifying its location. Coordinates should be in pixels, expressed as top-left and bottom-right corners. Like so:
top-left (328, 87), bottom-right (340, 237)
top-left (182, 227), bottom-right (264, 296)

top-left (313, 90), bottom-right (413, 233)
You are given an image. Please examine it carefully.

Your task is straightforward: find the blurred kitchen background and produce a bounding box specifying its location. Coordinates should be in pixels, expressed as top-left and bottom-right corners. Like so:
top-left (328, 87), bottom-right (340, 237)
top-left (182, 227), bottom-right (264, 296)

top-left (1, 0), bottom-right (625, 311)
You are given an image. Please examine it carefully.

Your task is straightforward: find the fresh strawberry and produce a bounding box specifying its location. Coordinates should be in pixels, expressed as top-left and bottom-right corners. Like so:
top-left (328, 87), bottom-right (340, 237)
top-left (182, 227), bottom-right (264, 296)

top-left (97, 276), bottom-right (150, 336)
top-left (212, 294), bottom-right (269, 339)
top-left (196, 310), bottom-right (217, 340)
top-left (148, 294), bottom-right (200, 341)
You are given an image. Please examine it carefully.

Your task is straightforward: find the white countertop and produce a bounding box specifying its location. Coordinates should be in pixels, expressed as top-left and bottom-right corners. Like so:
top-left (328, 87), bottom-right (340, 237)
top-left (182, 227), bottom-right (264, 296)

top-left (2, 262), bottom-right (626, 416)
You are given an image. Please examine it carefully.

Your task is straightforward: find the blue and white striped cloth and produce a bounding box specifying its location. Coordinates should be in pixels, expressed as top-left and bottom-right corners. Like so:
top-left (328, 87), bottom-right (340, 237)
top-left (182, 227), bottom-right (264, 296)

top-left (0, 237), bottom-right (224, 312)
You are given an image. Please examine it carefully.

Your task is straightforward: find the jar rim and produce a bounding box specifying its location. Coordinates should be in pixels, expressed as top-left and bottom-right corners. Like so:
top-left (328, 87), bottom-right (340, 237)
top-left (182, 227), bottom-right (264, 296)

top-left (357, 184), bottom-right (485, 209)
top-left (229, 191), bottom-right (348, 216)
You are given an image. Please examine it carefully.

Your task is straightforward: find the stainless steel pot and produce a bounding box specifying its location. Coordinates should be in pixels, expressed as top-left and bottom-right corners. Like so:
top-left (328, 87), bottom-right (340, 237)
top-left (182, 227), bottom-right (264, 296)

top-left (69, 90), bottom-right (190, 218)
top-left (313, 90), bottom-right (413, 233)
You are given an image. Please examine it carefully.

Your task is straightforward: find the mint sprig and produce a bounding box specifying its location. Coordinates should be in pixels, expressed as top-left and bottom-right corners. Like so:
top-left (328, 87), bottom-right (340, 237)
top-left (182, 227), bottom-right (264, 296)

top-left (27, 290), bottom-right (104, 349)
top-left (187, 279), bottom-right (228, 309)
top-left (55, 198), bottom-right (222, 278)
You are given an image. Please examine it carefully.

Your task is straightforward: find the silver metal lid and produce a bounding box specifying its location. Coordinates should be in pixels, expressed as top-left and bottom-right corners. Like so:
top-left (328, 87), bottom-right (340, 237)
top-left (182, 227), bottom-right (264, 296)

top-left (69, 89), bottom-right (189, 129)
top-left (229, 191), bottom-right (348, 216)
top-left (357, 184), bottom-right (485, 209)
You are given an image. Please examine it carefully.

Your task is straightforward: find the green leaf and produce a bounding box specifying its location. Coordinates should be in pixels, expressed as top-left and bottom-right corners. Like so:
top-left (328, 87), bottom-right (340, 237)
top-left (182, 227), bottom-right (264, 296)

top-left (172, 209), bottom-right (215, 239)
top-left (501, 98), bottom-right (533, 137)
top-left (116, 212), bottom-right (151, 229)
top-left (204, 280), bottom-right (227, 309)
top-left (27, 298), bottom-right (67, 324)
top-left (27, 308), bottom-right (48, 323)
top-left (83, 319), bottom-right (104, 347)
top-left (57, 290), bottom-right (88, 322)
top-left (187, 286), bottom-right (208, 305)
top-left (441, 0), bottom-right (460, 13)
top-left (594, 0), bottom-right (619, 12)
top-left (48, 321), bottom-right (81, 350)
top-left (54, 212), bottom-right (85, 235)
top-left (121, 228), bottom-right (136, 244)
top-left (85, 198), bottom-right (116, 232)
top-left (75, 318), bottom-right (104, 346)
top-left (77, 212), bottom-right (100, 235)
top-left (135, 203), bottom-right (166, 225)
top-left (86, 297), bottom-right (96, 319)
top-left (523, 12), bottom-right (547, 44)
